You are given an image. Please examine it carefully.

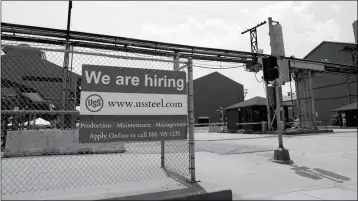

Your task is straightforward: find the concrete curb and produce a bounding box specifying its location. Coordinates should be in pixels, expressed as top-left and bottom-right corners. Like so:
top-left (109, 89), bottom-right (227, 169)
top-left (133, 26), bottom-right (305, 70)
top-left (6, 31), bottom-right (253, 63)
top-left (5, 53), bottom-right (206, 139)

top-left (101, 168), bottom-right (233, 201)
top-left (4, 130), bottom-right (126, 158)
top-left (2, 149), bottom-right (126, 158)
top-left (242, 129), bottom-right (334, 135)
top-left (101, 187), bottom-right (232, 200)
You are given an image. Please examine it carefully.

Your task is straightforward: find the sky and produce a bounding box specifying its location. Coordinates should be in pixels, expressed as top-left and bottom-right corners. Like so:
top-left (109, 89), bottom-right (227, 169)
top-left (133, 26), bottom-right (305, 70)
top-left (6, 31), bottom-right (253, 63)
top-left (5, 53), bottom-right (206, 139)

top-left (1, 1), bottom-right (357, 99)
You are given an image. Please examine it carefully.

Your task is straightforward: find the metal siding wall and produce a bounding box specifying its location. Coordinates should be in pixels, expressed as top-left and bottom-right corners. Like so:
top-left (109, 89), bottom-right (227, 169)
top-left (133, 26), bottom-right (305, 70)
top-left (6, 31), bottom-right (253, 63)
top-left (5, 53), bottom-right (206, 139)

top-left (296, 42), bottom-right (357, 127)
top-left (315, 97), bottom-right (348, 124)
top-left (314, 83), bottom-right (351, 100)
top-left (226, 109), bottom-right (238, 132)
top-left (193, 73), bottom-right (244, 124)
top-left (313, 73), bottom-right (349, 88)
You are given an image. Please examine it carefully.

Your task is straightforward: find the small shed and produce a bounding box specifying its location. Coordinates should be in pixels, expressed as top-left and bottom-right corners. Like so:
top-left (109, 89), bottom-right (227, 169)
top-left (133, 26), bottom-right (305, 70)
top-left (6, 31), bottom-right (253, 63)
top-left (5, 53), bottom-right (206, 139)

top-left (225, 96), bottom-right (292, 132)
top-left (331, 102), bottom-right (358, 127)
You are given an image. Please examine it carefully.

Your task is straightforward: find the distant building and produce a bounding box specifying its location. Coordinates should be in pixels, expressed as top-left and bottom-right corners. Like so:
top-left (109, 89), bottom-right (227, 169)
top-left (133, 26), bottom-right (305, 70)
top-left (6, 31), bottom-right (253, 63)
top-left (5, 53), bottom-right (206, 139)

top-left (1, 45), bottom-right (81, 127)
top-left (225, 96), bottom-right (292, 132)
top-left (282, 92), bottom-right (298, 120)
top-left (331, 102), bottom-right (358, 127)
top-left (295, 41), bottom-right (357, 127)
top-left (1, 45), bottom-right (81, 110)
top-left (193, 72), bottom-right (244, 124)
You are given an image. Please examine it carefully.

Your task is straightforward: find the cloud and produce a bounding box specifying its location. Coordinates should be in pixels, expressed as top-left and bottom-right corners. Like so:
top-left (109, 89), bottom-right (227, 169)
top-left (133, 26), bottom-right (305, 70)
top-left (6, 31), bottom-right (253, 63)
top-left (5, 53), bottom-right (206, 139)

top-left (140, 1), bottom-right (350, 99)
top-left (330, 4), bottom-right (341, 12)
top-left (2, 1), bottom-right (355, 99)
top-left (142, 17), bottom-right (244, 50)
top-left (241, 8), bottom-right (249, 13)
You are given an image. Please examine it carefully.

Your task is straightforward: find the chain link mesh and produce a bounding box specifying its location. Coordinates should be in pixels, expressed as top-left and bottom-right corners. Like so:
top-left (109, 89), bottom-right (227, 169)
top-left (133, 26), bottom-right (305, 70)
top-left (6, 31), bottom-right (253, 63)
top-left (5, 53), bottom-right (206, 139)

top-left (1, 40), bottom-right (190, 196)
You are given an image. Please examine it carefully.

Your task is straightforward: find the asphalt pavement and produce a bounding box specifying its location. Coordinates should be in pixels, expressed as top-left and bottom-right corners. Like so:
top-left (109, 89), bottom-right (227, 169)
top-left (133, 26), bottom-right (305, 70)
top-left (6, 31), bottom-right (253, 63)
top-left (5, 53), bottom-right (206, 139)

top-left (195, 130), bottom-right (357, 200)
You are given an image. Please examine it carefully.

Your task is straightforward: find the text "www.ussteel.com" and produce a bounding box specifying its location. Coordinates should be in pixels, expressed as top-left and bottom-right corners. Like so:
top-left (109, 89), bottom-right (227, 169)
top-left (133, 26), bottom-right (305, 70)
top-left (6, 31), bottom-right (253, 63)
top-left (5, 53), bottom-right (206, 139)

top-left (107, 99), bottom-right (183, 108)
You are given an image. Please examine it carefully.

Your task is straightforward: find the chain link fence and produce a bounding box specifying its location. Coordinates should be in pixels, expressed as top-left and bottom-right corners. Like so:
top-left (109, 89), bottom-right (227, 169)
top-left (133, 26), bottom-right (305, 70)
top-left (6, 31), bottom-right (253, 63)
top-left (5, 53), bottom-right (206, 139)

top-left (1, 40), bottom-right (192, 196)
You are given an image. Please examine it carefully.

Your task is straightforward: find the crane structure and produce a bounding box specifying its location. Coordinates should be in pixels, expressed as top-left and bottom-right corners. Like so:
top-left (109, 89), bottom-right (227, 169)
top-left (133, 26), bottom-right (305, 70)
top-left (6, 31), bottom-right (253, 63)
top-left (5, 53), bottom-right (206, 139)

top-left (1, 22), bottom-right (357, 75)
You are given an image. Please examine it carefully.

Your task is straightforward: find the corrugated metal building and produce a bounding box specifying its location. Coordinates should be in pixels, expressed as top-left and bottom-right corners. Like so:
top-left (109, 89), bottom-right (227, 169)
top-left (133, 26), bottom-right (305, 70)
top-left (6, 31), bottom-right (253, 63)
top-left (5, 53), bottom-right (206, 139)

top-left (295, 41), bottom-right (357, 127)
top-left (1, 45), bottom-right (81, 128)
top-left (193, 72), bottom-right (244, 124)
top-left (1, 45), bottom-right (81, 110)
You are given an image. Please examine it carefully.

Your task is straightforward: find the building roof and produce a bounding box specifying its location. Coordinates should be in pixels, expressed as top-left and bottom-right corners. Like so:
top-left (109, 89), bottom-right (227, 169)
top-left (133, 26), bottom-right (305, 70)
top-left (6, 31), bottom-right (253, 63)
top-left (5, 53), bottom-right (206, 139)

top-left (303, 41), bottom-right (357, 60)
top-left (226, 96), bottom-right (292, 110)
top-left (194, 71), bottom-right (243, 86)
top-left (331, 102), bottom-right (358, 112)
top-left (1, 46), bottom-right (81, 107)
top-left (1, 78), bottom-right (49, 110)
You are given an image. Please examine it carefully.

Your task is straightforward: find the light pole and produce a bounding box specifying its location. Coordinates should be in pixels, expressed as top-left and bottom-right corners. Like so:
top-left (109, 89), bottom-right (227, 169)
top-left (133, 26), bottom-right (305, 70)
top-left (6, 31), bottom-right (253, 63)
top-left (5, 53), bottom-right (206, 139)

top-left (268, 17), bottom-right (292, 164)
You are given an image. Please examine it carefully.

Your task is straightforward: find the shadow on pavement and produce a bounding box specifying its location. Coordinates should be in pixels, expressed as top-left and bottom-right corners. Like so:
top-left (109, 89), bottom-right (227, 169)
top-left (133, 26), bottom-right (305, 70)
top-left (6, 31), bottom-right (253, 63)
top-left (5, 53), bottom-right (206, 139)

top-left (290, 165), bottom-right (351, 183)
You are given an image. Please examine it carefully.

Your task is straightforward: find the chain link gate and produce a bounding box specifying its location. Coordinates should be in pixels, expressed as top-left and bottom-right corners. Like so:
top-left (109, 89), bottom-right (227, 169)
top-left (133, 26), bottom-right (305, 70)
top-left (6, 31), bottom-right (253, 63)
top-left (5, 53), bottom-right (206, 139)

top-left (1, 41), bottom-right (195, 197)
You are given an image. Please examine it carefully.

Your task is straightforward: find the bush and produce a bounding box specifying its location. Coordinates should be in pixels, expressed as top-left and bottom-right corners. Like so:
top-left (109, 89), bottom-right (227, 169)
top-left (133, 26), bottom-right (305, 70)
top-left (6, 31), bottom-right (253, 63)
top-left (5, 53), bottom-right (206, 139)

top-left (330, 114), bottom-right (342, 126)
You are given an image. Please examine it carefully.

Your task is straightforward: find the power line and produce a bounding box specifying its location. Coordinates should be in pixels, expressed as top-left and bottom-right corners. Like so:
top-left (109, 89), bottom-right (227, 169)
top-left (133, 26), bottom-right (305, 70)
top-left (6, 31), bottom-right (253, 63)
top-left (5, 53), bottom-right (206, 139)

top-left (254, 72), bottom-right (263, 83)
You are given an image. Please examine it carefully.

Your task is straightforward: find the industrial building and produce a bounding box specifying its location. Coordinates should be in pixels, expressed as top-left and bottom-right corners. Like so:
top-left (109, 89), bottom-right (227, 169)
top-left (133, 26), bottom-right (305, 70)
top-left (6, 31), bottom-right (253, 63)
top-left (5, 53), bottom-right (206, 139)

top-left (295, 41), bottom-right (357, 127)
top-left (225, 96), bottom-right (293, 132)
top-left (1, 45), bottom-right (81, 128)
top-left (193, 72), bottom-right (244, 125)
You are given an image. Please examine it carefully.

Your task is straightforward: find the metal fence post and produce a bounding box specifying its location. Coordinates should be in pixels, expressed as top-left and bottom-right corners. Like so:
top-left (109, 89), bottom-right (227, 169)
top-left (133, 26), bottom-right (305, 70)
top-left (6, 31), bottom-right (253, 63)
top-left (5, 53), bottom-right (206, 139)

top-left (161, 140), bottom-right (165, 168)
top-left (188, 57), bottom-right (196, 182)
top-left (161, 53), bottom-right (180, 168)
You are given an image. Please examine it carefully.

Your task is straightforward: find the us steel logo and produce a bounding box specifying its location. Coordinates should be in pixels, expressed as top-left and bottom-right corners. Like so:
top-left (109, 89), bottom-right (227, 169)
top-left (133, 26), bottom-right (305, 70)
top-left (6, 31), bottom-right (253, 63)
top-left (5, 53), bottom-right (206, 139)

top-left (85, 94), bottom-right (104, 112)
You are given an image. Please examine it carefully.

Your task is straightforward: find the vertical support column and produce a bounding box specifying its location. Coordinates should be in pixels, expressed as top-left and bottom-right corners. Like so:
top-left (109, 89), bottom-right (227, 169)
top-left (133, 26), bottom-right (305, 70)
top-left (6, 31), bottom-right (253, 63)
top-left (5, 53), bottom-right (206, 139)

top-left (289, 78), bottom-right (295, 119)
top-left (302, 71), bottom-right (310, 128)
top-left (294, 73), bottom-right (302, 128)
top-left (188, 57), bottom-right (196, 182)
top-left (308, 71), bottom-right (317, 129)
top-left (281, 89), bottom-right (285, 129)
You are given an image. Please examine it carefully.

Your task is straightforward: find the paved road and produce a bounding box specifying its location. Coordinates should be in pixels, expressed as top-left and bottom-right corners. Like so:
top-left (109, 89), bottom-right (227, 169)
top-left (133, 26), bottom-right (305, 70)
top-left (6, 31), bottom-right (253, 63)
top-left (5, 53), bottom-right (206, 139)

top-left (195, 130), bottom-right (357, 200)
top-left (1, 130), bottom-right (356, 200)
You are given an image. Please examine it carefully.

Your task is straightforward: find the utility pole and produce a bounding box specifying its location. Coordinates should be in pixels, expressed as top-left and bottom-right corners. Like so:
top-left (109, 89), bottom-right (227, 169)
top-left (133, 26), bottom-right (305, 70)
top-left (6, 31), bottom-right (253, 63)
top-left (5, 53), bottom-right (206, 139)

top-left (241, 21), bottom-right (272, 131)
top-left (61, 1), bottom-right (72, 129)
top-left (268, 17), bottom-right (291, 164)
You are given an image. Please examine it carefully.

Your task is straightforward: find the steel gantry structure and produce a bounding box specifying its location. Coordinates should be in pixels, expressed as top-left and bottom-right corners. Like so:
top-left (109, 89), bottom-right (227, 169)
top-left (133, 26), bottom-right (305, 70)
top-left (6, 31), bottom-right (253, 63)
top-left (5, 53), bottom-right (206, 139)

top-left (1, 22), bottom-right (358, 75)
